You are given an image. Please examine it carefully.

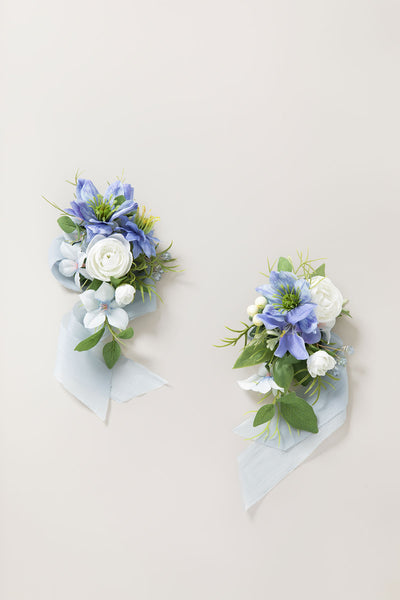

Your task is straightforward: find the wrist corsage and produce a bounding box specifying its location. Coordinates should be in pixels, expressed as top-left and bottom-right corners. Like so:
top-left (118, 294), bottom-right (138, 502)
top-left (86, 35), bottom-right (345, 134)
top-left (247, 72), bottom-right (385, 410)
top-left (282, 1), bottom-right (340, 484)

top-left (47, 174), bottom-right (178, 420)
top-left (220, 253), bottom-right (353, 509)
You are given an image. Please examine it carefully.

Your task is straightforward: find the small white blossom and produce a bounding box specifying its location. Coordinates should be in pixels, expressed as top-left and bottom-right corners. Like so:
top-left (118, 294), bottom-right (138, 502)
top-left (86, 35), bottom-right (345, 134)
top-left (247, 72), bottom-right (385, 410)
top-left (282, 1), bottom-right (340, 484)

top-left (58, 241), bottom-right (87, 288)
top-left (80, 282), bottom-right (129, 330)
top-left (238, 366), bottom-right (283, 394)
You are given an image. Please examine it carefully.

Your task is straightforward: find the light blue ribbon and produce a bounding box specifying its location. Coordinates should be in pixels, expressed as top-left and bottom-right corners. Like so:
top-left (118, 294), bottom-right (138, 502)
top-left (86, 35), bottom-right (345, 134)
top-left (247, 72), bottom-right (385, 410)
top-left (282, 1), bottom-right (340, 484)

top-left (49, 238), bottom-right (167, 420)
top-left (234, 351), bottom-right (348, 509)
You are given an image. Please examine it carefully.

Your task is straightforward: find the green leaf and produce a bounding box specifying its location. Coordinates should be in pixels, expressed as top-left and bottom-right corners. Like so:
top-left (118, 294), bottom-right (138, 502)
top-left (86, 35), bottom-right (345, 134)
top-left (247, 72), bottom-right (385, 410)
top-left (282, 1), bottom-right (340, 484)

top-left (88, 279), bottom-right (102, 291)
top-left (272, 358), bottom-right (294, 389)
top-left (234, 338), bottom-right (273, 369)
top-left (113, 195), bottom-right (126, 208)
top-left (277, 257), bottom-right (293, 272)
top-left (103, 340), bottom-right (121, 369)
top-left (310, 263), bottom-right (325, 277)
top-left (280, 392), bottom-right (318, 433)
top-left (57, 216), bottom-right (76, 233)
top-left (74, 326), bottom-right (105, 352)
top-left (110, 276), bottom-right (124, 288)
top-left (253, 404), bottom-right (275, 427)
top-left (117, 327), bottom-right (134, 339)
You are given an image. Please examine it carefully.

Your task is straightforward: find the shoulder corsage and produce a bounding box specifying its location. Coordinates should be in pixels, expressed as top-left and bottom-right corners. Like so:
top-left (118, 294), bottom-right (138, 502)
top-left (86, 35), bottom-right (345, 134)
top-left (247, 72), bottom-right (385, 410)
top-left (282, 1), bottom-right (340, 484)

top-left (220, 253), bottom-right (352, 509)
top-left (47, 174), bottom-right (178, 420)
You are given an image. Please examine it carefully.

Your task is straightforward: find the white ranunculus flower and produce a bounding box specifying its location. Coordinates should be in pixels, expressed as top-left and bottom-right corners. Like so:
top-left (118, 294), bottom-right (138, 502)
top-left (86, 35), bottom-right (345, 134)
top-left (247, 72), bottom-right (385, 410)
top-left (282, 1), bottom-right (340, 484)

top-left (307, 350), bottom-right (336, 378)
top-left (115, 284), bottom-right (136, 307)
top-left (85, 234), bottom-right (132, 282)
top-left (310, 276), bottom-right (343, 322)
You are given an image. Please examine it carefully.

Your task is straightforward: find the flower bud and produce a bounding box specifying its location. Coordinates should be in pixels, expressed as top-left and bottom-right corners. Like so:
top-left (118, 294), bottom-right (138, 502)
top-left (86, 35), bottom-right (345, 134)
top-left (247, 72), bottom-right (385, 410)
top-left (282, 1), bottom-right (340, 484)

top-left (255, 296), bottom-right (267, 309)
top-left (253, 314), bottom-right (264, 327)
top-left (115, 284), bottom-right (136, 307)
top-left (247, 304), bottom-right (259, 318)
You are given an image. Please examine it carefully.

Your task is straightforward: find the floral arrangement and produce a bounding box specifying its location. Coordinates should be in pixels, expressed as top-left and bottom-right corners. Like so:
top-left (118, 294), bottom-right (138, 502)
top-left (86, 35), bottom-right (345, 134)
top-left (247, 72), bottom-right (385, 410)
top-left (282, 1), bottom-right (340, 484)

top-left (48, 174), bottom-right (177, 369)
top-left (220, 252), bottom-right (352, 439)
top-left (47, 174), bottom-right (178, 420)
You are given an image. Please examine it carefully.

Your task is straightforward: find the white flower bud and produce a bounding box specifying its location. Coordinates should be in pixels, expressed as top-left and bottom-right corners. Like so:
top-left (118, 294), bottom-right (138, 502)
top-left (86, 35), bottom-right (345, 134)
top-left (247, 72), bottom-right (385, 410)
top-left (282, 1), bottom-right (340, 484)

top-left (115, 284), bottom-right (136, 307)
top-left (255, 296), bottom-right (267, 309)
top-left (307, 350), bottom-right (336, 378)
top-left (253, 314), bottom-right (264, 327)
top-left (247, 304), bottom-right (259, 318)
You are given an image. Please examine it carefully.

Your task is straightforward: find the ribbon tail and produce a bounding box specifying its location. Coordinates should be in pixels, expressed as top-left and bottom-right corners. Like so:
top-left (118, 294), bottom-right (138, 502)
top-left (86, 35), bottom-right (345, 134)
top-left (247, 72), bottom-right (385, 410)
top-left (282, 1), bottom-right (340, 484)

top-left (110, 357), bottom-right (167, 403)
top-left (237, 408), bottom-right (346, 510)
top-left (54, 314), bottom-right (111, 420)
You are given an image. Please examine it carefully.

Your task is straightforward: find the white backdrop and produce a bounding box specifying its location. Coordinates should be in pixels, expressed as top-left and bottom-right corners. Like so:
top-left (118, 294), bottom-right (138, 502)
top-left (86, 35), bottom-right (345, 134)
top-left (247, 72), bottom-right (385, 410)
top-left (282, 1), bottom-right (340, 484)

top-left (1, 1), bottom-right (399, 599)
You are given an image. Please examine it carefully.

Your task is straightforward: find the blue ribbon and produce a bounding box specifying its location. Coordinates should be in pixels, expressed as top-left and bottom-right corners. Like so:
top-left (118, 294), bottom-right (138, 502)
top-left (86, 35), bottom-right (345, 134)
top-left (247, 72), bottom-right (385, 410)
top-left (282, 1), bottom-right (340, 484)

top-left (49, 238), bottom-right (167, 420)
top-left (234, 347), bottom-right (348, 509)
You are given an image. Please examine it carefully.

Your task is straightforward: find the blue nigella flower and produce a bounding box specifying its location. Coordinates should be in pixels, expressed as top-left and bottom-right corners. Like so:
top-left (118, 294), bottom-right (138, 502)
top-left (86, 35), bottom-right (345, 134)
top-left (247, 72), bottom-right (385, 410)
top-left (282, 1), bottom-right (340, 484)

top-left (255, 271), bottom-right (320, 360)
top-left (67, 179), bottom-right (138, 240)
top-left (117, 216), bottom-right (159, 259)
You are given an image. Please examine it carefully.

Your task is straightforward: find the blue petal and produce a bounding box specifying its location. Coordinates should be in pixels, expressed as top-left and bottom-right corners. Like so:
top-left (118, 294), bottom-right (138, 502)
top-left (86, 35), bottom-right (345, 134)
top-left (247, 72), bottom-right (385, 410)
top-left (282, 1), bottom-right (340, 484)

top-left (255, 283), bottom-right (281, 304)
top-left (276, 331), bottom-right (309, 360)
top-left (111, 200), bottom-right (138, 221)
top-left (103, 180), bottom-right (125, 201)
top-left (286, 303), bottom-right (315, 325)
top-left (122, 183), bottom-right (134, 203)
top-left (294, 277), bottom-right (312, 303)
top-left (256, 311), bottom-right (286, 330)
top-left (269, 270), bottom-right (296, 291)
top-left (76, 179), bottom-right (99, 204)
top-left (302, 328), bottom-right (321, 344)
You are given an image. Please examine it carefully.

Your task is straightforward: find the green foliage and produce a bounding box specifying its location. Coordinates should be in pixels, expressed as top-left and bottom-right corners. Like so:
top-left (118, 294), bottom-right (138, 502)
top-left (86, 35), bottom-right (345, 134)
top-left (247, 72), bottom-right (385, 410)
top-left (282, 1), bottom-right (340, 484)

top-left (117, 327), bottom-right (134, 339)
top-left (310, 263), bottom-right (326, 277)
top-left (233, 334), bottom-right (273, 369)
top-left (217, 322), bottom-right (254, 348)
top-left (74, 326), bottom-right (105, 352)
top-left (272, 356), bottom-right (294, 389)
top-left (57, 216), bottom-right (76, 233)
top-left (110, 276), bottom-right (125, 288)
top-left (280, 392), bottom-right (318, 433)
top-left (103, 340), bottom-right (121, 369)
top-left (253, 404), bottom-right (275, 427)
top-left (88, 279), bottom-right (102, 291)
top-left (277, 257), bottom-right (293, 272)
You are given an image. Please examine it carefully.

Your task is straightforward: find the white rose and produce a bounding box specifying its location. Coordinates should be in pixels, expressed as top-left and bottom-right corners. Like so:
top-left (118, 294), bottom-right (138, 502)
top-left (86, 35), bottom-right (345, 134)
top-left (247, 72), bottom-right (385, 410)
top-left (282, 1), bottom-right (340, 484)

top-left (307, 350), bottom-right (336, 378)
top-left (310, 276), bottom-right (343, 322)
top-left (85, 234), bottom-right (132, 282)
top-left (115, 284), bottom-right (136, 307)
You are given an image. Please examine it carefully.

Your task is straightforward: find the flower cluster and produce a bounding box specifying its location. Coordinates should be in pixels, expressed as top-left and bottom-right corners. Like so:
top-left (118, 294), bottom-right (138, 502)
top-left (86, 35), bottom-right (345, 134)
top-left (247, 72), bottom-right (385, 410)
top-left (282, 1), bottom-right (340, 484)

top-left (48, 174), bottom-right (178, 368)
top-left (220, 253), bottom-right (352, 435)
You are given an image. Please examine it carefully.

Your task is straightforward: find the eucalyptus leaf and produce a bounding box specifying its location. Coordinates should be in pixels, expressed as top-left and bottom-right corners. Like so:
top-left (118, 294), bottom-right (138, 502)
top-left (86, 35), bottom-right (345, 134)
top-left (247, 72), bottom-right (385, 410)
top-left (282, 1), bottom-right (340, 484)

top-left (253, 404), bottom-right (275, 427)
top-left (57, 216), bottom-right (76, 233)
top-left (74, 326), bottom-right (105, 352)
top-left (103, 340), bottom-right (121, 369)
top-left (280, 392), bottom-right (318, 433)
top-left (277, 257), bottom-right (293, 272)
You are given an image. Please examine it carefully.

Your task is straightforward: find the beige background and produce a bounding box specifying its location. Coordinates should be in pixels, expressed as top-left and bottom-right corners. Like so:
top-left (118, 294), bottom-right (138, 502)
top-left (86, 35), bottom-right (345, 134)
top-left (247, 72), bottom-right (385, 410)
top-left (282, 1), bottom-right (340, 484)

top-left (1, 1), bottom-right (399, 598)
